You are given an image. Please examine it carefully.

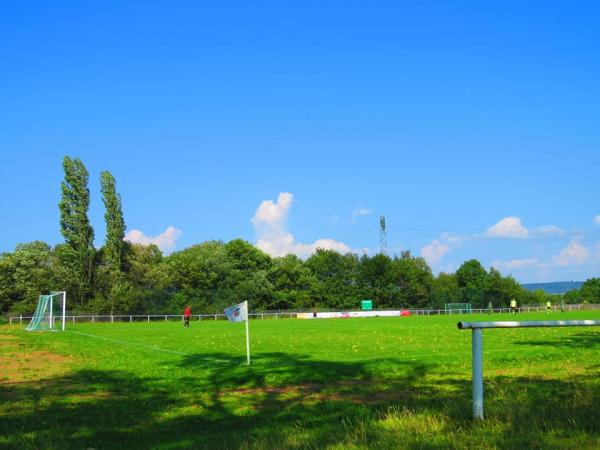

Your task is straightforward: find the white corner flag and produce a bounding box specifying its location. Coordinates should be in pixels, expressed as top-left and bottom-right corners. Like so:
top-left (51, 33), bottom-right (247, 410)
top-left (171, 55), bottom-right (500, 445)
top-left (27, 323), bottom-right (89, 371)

top-left (224, 300), bottom-right (250, 365)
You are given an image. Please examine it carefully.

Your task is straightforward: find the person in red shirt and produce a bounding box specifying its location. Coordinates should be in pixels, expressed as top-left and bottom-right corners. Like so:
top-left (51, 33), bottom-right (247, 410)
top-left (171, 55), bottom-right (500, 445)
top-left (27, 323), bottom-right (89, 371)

top-left (184, 305), bottom-right (191, 328)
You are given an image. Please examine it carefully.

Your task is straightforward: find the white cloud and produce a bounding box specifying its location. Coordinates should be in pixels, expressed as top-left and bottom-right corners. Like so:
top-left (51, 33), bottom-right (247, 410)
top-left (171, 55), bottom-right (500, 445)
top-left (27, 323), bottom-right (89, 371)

top-left (594, 215), bottom-right (600, 226)
top-left (352, 208), bottom-right (373, 217)
top-left (251, 192), bottom-right (293, 229)
top-left (493, 239), bottom-right (591, 277)
top-left (421, 240), bottom-right (450, 265)
top-left (485, 217), bottom-right (529, 238)
top-left (125, 226), bottom-right (182, 254)
top-left (551, 239), bottom-right (589, 267)
top-left (532, 225), bottom-right (566, 236)
top-left (252, 192), bottom-right (352, 258)
top-left (420, 232), bottom-right (463, 265)
top-left (439, 232), bottom-right (463, 244)
top-left (493, 258), bottom-right (540, 270)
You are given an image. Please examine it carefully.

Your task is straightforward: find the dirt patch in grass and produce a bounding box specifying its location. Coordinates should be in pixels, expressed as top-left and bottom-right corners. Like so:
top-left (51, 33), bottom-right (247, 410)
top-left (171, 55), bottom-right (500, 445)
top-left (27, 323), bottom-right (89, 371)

top-left (0, 350), bottom-right (73, 384)
top-left (0, 334), bottom-right (18, 341)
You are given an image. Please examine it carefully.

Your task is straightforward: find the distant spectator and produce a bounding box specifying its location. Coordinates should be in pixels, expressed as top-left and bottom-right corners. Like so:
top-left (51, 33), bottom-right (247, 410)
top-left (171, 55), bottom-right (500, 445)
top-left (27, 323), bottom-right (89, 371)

top-left (184, 305), bottom-right (191, 327)
top-left (510, 298), bottom-right (517, 314)
top-left (546, 300), bottom-right (552, 313)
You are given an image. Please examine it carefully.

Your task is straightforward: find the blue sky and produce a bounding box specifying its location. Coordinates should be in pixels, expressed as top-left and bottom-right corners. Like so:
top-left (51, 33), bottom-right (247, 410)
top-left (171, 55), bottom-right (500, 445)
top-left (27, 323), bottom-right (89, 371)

top-left (1, 1), bottom-right (600, 283)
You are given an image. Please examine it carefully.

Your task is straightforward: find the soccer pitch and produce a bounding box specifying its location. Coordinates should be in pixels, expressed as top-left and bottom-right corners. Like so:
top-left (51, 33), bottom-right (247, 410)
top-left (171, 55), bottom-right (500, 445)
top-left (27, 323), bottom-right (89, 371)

top-left (2, 311), bottom-right (599, 449)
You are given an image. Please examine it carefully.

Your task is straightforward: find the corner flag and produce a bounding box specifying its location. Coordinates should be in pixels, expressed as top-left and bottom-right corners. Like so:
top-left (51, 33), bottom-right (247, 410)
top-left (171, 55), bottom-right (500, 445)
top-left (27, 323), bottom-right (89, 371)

top-left (224, 301), bottom-right (248, 323)
top-left (224, 300), bottom-right (250, 364)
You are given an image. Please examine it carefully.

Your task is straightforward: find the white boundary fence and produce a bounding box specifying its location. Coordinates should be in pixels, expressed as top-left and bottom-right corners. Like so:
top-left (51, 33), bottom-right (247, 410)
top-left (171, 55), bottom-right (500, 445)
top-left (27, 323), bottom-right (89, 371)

top-left (8, 312), bottom-right (298, 325)
top-left (7, 303), bottom-right (594, 325)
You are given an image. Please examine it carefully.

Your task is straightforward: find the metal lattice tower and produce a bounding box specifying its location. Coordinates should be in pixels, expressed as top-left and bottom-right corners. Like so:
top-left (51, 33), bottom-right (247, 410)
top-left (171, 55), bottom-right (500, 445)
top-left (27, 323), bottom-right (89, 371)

top-left (379, 215), bottom-right (388, 255)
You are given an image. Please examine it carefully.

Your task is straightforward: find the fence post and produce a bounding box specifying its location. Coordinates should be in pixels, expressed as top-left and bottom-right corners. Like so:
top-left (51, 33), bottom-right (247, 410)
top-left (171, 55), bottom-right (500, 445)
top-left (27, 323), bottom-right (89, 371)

top-left (130, 315), bottom-right (132, 323)
top-left (472, 328), bottom-right (484, 420)
top-left (20, 314), bottom-right (22, 325)
top-left (147, 315), bottom-right (150, 323)
top-left (165, 315), bottom-right (167, 322)
top-left (10, 317), bottom-right (12, 324)
top-left (92, 316), bottom-right (95, 323)
top-left (111, 315), bottom-right (114, 323)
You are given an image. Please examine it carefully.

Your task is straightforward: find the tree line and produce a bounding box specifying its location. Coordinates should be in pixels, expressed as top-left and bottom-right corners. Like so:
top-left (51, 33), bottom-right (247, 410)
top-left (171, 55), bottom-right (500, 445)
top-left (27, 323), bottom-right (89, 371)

top-left (0, 157), bottom-right (596, 315)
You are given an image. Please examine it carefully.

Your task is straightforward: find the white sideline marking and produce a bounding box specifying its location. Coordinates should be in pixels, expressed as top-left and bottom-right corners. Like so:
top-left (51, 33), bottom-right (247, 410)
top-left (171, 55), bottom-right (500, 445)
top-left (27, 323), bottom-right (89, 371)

top-left (70, 330), bottom-right (186, 356)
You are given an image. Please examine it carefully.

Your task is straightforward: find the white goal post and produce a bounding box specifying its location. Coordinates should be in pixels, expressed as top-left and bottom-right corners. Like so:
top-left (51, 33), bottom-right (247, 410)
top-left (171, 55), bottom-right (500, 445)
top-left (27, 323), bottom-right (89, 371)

top-left (25, 291), bottom-right (66, 331)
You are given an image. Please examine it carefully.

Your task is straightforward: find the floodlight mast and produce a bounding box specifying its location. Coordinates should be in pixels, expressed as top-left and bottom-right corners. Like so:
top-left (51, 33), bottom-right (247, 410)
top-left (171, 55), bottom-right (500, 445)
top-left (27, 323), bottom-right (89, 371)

top-left (379, 216), bottom-right (388, 255)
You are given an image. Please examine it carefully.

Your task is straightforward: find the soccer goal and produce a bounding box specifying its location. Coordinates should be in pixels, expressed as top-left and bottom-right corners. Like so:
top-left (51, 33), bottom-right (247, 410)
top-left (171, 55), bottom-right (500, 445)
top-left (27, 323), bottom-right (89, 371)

top-left (444, 303), bottom-right (472, 314)
top-left (26, 291), bottom-right (66, 331)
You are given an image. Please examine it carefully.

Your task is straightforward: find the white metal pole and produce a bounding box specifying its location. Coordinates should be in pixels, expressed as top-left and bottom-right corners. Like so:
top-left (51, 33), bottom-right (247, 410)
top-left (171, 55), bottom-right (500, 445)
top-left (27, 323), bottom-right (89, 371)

top-left (472, 328), bottom-right (484, 419)
top-left (61, 291), bottom-right (66, 331)
top-left (245, 301), bottom-right (251, 365)
top-left (49, 296), bottom-right (54, 329)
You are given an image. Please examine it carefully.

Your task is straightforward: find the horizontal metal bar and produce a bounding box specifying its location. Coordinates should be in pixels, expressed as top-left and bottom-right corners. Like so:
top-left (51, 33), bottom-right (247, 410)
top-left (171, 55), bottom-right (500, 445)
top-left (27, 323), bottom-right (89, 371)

top-left (458, 320), bottom-right (600, 330)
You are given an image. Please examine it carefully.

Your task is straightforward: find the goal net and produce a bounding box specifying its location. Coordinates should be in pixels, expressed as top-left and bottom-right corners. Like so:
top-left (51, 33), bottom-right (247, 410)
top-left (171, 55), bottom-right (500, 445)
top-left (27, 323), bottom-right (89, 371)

top-left (444, 303), bottom-right (472, 314)
top-left (26, 292), bottom-right (66, 331)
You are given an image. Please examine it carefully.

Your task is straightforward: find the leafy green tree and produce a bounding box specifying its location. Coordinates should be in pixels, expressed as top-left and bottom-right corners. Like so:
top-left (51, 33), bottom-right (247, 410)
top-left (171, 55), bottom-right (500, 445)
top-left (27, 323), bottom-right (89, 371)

top-left (269, 254), bottom-right (316, 310)
top-left (305, 249), bottom-right (360, 309)
top-left (455, 259), bottom-right (488, 308)
top-left (117, 242), bottom-right (166, 313)
top-left (390, 251), bottom-right (433, 308)
top-left (430, 272), bottom-right (461, 309)
top-left (224, 239), bottom-right (271, 272)
top-left (563, 289), bottom-right (581, 304)
top-left (579, 278), bottom-right (600, 304)
top-left (0, 242), bottom-right (57, 313)
top-left (100, 171), bottom-right (126, 314)
top-left (164, 241), bottom-right (232, 313)
top-left (59, 156), bottom-right (95, 306)
top-left (223, 239), bottom-right (273, 311)
top-left (527, 288), bottom-right (550, 306)
top-left (358, 253), bottom-right (395, 307)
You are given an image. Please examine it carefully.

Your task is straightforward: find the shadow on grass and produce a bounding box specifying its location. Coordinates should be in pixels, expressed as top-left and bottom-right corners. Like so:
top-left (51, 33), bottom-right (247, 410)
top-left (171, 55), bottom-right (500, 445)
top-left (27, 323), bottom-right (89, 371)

top-left (513, 331), bottom-right (600, 349)
top-left (1, 351), bottom-right (599, 449)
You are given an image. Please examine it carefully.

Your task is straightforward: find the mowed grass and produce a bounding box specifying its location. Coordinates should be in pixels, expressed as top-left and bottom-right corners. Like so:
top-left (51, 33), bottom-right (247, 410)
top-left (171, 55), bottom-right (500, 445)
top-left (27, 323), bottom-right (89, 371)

top-left (1, 311), bottom-right (599, 449)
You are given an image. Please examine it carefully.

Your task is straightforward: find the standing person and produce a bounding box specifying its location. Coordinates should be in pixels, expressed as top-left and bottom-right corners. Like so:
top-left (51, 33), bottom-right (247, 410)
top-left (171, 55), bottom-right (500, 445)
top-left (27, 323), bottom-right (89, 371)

top-left (510, 298), bottom-right (517, 314)
top-left (184, 305), bottom-right (191, 328)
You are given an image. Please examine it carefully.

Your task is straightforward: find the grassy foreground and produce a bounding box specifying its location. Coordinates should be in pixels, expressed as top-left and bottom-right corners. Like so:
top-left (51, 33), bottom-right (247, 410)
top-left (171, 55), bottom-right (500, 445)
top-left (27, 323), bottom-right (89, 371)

top-left (1, 311), bottom-right (599, 449)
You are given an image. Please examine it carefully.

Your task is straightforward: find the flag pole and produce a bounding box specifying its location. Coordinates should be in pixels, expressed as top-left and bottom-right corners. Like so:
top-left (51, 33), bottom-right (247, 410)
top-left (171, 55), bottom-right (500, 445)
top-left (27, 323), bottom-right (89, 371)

top-left (245, 301), bottom-right (251, 365)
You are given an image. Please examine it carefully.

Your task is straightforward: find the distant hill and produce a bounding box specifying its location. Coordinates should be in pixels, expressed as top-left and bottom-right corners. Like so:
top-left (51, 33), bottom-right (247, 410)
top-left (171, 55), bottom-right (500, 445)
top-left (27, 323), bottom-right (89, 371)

top-left (521, 281), bottom-right (583, 295)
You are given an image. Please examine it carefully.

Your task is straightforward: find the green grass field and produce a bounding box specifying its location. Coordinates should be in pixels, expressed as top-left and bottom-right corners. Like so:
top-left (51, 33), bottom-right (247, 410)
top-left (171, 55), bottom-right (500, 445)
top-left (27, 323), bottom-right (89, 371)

top-left (1, 311), bottom-right (599, 449)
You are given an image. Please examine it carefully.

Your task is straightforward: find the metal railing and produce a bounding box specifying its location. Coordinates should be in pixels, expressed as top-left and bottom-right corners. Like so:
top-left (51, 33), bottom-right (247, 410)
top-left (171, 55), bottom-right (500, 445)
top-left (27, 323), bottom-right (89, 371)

top-left (6, 304), bottom-right (590, 325)
top-left (7, 312), bottom-right (298, 325)
top-left (411, 304), bottom-right (584, 315)
top-left (457, 319), bottom-right (600, 420)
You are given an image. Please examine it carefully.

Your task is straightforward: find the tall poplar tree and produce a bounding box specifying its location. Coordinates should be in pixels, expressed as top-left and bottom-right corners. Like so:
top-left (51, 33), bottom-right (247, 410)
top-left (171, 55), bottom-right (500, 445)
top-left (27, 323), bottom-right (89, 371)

top-left (59, 156), bottom-right (95, 306)
top-left (100, 170), bottom-right (126, 314)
